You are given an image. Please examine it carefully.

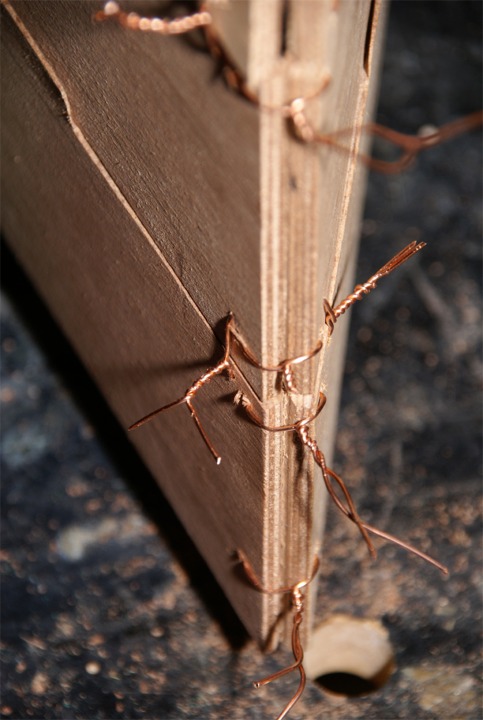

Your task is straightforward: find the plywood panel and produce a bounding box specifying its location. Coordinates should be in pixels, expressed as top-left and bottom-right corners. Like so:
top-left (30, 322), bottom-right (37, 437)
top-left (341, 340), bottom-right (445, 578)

top-left (1, 0), bottom-right (387, 646)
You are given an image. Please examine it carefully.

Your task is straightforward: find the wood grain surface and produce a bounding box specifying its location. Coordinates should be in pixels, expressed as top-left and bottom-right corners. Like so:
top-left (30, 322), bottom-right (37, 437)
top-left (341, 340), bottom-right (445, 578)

top-left (1, 0), bottom-right (386, 645)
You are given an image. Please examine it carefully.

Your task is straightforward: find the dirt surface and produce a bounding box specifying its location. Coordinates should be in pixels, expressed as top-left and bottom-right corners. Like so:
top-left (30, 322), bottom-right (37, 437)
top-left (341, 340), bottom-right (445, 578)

top-left (1, 2), bottom-right (482, 719)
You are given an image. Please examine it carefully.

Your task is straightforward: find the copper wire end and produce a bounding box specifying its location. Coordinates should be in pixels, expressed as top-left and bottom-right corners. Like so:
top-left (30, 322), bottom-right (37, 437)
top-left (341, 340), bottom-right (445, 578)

top-left (306, 112), bottom-right (483, 173)
top-left (127, 315), bottom-right (239, 463)
top-left (363, 523), bottom-right (449, 575)
top-left (94, 1), bottom-right (211, 34)
top-left (325, 240), bottom-right (426, 330)
top-left (235, 551), bottom-right (319, 720)
top-left (128, 392), bottom-right (223, 464)
top-left (241, 395), bottom-right (446, 571)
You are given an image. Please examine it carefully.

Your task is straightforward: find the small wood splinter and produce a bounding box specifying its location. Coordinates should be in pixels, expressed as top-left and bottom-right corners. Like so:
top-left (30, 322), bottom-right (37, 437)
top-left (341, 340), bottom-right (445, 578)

top-left (324, 240), bottom-right (426, 334)
top-left (236, 550), bottom-right (320, 720)
top-left (240, 393), bottom-right (448, 575)
top-left (128, 314), bottom-right (323, 462)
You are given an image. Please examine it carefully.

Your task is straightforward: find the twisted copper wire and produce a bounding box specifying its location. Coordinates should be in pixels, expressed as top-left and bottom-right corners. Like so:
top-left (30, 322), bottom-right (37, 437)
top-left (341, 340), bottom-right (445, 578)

top-left (202, 16), bottom-right (482, 170)
top-left (128, 355), bottom-right (230, 464)
top-left (297, 423), bottom-right (376, 557)
top-left (95, 1), bottom-right (212, 34)
top-left (128, 314), bottom-right (323, 463)
top-left (242, 393), bottom-right (375, 557)
top-left (241, 396), bottom-right (448, 574)
top-left (236, 550), bottom-right (320, 720)
top-left (128, 315), bottom-right (237, 464)
top-left (191, 22), bottom-right (483, 172)
top-left (307, 111), bottom-right (483, 174)
top-left (324, 241), bottom-right (426, 334)
top-left (94, 8), bottom-right (458, 715)
top-left (256, 77), bottom-right (482, 174)
top-left (97, 1), bottom-right (482, 170)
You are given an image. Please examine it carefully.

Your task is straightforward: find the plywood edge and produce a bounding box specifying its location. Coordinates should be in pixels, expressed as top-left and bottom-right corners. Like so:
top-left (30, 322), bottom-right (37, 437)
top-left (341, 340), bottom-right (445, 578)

top-left (248, 0), bottom-right (389, 644)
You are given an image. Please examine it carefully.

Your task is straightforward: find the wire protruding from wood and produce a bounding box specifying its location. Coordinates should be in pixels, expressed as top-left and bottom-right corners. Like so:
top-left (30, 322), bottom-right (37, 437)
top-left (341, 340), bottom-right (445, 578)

top-left (235, 550), bottom-right (320, 720)
top-left (200, 9), bottom-right (483, 172)
top-left (128, 313), bottom-right (323, 462)
top-left (324, 240), bottom-right (426, 334)
top-left (128, 314), bottom-right (239, 464)
top-left (240, 394), bottom-right (448, 575)
top-left (94, 1), bottom-right (212, 34)
top-left (301, 110), bottom-right (483, 174)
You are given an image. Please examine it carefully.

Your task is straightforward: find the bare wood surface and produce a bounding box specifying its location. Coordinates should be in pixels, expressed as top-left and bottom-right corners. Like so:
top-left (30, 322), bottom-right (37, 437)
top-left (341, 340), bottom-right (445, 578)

top-left (1, 0), bottom-right (387, 647)
top-left (1, 0), bottom-right (265, 642)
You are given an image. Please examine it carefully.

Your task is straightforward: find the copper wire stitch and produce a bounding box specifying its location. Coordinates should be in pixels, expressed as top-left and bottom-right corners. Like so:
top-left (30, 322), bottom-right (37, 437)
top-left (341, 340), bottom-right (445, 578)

top-left (128, 313), bottom-right (322, 462)
top-left (236, 550), bottom-right (320, 720)
top-left (240, 393), bottom-right (448, 575)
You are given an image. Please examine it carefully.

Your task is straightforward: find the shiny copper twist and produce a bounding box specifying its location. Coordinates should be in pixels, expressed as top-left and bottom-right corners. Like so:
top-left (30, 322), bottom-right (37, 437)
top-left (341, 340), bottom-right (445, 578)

top-left (95, 1), bottom-right (212, 34)
top-left (241, 393), bottom-right (448, 575)
top-left (128, 314), bottom-right (323, 463)
top-left (236, 550), bottom-right (320, 720)
top-left (324, 240), bottom-right (426, 334)
top-left (128, 313), bottom-right (238, 465)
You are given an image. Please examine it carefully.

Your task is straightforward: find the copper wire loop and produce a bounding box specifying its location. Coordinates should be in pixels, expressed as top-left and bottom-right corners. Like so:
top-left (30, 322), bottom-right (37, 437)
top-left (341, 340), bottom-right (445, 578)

top-left (236, 551), bottom-right (320, 720)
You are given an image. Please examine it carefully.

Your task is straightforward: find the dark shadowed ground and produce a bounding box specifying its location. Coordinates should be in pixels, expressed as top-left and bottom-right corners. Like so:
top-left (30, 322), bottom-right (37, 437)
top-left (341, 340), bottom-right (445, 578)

top-left (1, 2), bottom-right (481, 719)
